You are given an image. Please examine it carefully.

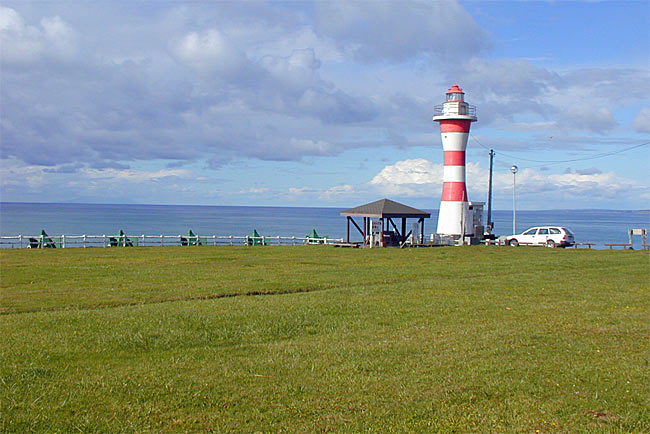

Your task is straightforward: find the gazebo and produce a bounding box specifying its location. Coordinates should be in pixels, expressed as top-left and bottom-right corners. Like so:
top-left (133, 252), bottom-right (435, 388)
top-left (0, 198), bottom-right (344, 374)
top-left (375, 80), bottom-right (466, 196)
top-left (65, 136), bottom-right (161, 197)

top-left (340, 198), bottom-right (430, 246)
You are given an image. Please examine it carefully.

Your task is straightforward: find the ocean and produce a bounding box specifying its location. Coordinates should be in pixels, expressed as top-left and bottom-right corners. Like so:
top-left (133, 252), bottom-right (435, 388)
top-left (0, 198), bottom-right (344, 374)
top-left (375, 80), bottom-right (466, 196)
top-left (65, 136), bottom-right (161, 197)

top-left (0, 202), bottom-right (648, 248)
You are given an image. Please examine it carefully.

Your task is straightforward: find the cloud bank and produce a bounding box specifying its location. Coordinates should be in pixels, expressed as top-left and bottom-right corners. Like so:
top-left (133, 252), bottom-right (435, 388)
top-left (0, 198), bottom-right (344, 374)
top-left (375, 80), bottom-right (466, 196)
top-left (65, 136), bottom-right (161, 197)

top-left (368, 159), bottom-right (648, 207)
top-left (0, 1), bottom-right (648, 208)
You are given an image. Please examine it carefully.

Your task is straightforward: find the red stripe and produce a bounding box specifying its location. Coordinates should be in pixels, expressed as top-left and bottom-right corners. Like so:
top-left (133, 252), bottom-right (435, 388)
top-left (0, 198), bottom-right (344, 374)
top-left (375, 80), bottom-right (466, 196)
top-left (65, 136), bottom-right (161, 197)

top-left (442, 182), bottom-right (467, 202)
top-left (440, 120), bottom-right (471, 133)
top-left (444, 151), bottom-right (465, 166)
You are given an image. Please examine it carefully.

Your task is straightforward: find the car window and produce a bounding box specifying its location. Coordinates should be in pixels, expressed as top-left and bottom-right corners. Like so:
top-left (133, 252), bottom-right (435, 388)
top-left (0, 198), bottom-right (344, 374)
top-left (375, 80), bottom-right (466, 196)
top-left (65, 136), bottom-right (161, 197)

top-left (549, 228), bottom-right (560, 234)
top-left (523, 229), bottom-right (537, 235)
top-left (539, 228), bottom-right (549, 235)
top-left (562, 227), bottom-right (573, 235)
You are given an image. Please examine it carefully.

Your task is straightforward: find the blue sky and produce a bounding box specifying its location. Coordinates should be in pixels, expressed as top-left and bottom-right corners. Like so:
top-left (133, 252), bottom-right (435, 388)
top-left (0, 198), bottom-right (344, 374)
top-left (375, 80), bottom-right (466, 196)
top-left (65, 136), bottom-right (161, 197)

top-left (1, 0), bottom-right (648, 210)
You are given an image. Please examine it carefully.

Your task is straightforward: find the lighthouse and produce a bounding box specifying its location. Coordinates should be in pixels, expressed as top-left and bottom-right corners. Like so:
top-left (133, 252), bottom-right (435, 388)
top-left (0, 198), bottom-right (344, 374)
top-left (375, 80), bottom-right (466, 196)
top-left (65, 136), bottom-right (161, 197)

top-left (433, 84), bottom-right (477, 237)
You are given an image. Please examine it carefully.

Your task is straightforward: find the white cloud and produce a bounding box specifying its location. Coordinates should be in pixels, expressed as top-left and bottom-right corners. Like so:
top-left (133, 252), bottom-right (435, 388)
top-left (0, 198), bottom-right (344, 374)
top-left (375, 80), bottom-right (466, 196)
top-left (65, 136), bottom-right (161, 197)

top-left (170, 29), bottom-right (248, 75)
top-left (315, 0), bottom-right (488, 62)
top-left (239, 187), bottom-right (270, 194)
top-left (1, 161), bottom-right (46, 191)
top-left (319, 184), bottom-right (356, 200)
top-left (0, 6), bottom-right (22, 31)
top-left (1, 6), bottom-right (46, 63)
top-left (0, 7), bottom-right (77, 63)
top-left (288, 187), bottom-right (312, 195)
top-left (83, 168), bottom-right (191, 182)
top-left (521, 169), bottom-right (645, 199)
top-left (2, 163), bottom-right (190, 187)
top-left (0, 160), bottom-right (197, 203)
top-left (40, 15), bottom-right (77, 56)
top-left (289, 138), bottom-right (334, 155)
top-left (260, 48), bottom-right (321, 86)
top-left (367, 158), bottom-right (648, 204)
top-left (451, 58), bottom-right (648, 135)
top-left (369, 158), bottom-right (441, 196)
top-left (633, 107), bottom-right (650, 134)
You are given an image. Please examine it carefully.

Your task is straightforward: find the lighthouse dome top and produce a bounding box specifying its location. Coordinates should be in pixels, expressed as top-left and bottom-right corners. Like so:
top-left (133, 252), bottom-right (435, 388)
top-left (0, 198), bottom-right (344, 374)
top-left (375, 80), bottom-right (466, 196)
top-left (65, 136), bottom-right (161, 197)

top-left (433, 83), bottom-right (477, 122)
top-left (446, 84), bottom-right (465, 101)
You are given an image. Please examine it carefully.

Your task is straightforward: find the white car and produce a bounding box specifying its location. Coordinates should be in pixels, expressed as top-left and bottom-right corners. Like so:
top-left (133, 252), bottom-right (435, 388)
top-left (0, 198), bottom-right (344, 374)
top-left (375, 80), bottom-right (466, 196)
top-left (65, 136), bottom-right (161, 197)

top-left (505, 226), bottom-right (575, 248)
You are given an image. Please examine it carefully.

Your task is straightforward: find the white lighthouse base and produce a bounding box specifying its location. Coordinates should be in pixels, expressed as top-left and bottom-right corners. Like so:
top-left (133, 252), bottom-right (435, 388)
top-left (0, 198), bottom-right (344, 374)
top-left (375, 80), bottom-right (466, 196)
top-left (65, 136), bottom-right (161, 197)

top-left (436, 201), bottom-right (474, 237)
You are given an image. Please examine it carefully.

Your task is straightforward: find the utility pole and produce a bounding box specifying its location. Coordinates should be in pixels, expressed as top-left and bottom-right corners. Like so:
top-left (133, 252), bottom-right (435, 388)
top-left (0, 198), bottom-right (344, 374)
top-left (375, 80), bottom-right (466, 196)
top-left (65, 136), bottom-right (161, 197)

top-left (486, 149), bottom-right (495, 232)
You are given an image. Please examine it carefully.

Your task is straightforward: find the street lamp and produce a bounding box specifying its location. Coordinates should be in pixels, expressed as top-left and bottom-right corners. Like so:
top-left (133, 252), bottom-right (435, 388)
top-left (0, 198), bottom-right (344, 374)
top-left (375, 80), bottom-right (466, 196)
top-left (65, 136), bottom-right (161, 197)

top-left (510, 165), bottom-right (518, 234)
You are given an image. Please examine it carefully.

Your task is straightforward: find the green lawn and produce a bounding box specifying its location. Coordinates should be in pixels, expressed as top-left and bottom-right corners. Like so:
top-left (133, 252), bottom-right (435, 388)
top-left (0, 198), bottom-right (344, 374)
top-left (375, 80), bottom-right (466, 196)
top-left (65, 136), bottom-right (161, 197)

top-left (1, 246), bottom-right (648, 433)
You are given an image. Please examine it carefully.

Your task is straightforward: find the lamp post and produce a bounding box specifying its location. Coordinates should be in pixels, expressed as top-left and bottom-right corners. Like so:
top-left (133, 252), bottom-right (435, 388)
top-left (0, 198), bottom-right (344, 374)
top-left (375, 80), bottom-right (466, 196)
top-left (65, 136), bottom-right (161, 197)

top-left (510, 165), bottom-right (518, 234)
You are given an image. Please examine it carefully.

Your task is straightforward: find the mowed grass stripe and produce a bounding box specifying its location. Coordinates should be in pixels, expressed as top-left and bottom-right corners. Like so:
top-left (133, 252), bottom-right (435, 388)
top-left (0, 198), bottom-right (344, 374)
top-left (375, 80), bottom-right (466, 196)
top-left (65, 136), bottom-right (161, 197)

top-left (1, 246), bottom-right (648, 433)
top-left (1, 245), bottom-right (643, 314)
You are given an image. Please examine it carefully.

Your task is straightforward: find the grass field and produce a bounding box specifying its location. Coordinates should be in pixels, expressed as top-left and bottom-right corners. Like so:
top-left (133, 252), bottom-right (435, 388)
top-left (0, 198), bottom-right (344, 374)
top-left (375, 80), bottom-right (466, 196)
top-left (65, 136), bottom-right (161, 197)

top-left (1, 246), bottom-right (648, 433)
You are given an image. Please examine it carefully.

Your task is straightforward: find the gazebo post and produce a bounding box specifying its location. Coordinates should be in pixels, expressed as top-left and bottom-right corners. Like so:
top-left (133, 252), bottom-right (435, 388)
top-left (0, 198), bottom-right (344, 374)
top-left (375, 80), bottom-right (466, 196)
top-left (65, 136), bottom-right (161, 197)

top-left (346, 217), bottom-right (350, 243)
top-left (420, 218), bottom-right (425, 244)
top-left (367, 217), bottom-right (370, 240)
top-left (367, 218), bottom-right (370, 244)
top-left (401, 218), bottom-right (406, 244)
top-left (363, 217), bottom-right (367, 245)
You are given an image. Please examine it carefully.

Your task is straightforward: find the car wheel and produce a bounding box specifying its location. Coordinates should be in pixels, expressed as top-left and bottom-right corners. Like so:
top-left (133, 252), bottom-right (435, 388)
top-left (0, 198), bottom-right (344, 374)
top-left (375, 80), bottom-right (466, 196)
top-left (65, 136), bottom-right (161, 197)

top-left (509, 239), bottom-right (519, 247)
top-left (547, 239), bottom-right (556, 248)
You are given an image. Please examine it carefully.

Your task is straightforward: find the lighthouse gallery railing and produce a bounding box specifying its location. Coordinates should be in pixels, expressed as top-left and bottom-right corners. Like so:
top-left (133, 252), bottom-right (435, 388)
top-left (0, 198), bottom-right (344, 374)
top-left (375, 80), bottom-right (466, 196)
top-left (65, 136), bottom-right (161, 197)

top-left (434, 104), bottom-right (476, 117)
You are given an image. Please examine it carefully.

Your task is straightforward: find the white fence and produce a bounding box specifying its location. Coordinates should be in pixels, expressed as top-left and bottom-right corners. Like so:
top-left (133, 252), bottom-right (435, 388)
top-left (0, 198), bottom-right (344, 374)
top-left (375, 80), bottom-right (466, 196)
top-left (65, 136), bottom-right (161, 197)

top-left (0, 234), bottom-right (344, 249)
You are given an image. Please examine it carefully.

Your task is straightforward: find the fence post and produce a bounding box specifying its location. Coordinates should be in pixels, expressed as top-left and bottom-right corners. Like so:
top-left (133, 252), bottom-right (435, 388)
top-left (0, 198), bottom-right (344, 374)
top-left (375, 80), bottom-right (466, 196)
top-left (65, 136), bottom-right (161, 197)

top-left (292, 236), bottom-right (295, 246)
top-left (229, 235), bottom-right (233, 246)
top-left (103, 234), bottom-right (106, 247)
top-left (160, 235), bottom-right (164, 247)
top-left (19, 235), bottom-right (22, 249)
top-left (83, 234), bottom-right (87, 248)
top-left (62, 234), bottom-right (66, 248)
top-left (142, 235), bottom-right (145, 247)
top-left (40, 234), bottom-right (44, 249)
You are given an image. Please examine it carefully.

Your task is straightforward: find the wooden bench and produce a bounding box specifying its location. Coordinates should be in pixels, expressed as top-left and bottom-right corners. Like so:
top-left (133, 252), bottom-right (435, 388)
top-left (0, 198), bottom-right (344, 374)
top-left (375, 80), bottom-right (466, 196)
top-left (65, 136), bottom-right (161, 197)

top-left (483, 239), bottom-right (501, 246)
top-left (573, 242), bottom-right (596, 249)
top-left (604, 243), bottom-right (633, 249)
top-left (332, 243), bottom-right (360, 248)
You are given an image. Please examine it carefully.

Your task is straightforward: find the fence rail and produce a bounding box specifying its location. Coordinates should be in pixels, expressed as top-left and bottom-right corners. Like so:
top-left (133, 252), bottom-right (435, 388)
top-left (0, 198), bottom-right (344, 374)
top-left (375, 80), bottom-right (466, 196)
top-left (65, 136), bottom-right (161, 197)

top-left (5, 234), bottom-right (648, 250)
top-left (0, 234), bottom-right (345, 249)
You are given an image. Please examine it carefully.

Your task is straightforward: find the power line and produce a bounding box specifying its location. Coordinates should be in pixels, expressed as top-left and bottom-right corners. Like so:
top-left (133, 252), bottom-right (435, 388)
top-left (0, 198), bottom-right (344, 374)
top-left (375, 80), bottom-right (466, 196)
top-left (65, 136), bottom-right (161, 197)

top-left (469, 135), bottom-right (650, 166)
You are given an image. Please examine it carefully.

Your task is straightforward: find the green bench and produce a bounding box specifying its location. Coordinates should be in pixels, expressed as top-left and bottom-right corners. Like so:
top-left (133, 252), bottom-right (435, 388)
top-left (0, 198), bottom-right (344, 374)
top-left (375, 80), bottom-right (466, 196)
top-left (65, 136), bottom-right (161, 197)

top-left (109, 230), bottom-right (136, 247)
top-left (28, 230), bottom-right (59, 248)
top-left (181, 230), bottom-right (204, 246)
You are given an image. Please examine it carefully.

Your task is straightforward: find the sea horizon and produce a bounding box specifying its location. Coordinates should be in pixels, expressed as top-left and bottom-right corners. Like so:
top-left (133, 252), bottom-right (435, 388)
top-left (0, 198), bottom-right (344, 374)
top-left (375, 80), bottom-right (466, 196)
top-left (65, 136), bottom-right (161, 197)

top-left (2, 201), bottom-right (649, 213)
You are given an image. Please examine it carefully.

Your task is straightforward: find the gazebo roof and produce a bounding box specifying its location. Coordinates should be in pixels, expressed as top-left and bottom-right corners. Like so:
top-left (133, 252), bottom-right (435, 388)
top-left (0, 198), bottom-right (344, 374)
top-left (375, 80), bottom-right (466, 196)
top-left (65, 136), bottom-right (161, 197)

top-left (340, 198), bottom-right (430, 219)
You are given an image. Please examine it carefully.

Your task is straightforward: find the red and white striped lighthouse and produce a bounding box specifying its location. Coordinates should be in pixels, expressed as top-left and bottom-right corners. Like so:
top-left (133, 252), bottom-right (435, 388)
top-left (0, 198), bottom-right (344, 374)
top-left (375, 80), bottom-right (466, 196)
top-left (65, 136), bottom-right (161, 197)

top-left (432, 84), bottom-right (477, 237)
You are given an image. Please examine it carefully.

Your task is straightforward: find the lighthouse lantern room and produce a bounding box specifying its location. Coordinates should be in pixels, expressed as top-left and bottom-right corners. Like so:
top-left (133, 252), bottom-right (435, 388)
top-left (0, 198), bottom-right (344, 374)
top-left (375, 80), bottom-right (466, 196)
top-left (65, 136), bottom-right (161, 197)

top-left (433, 84), bottom-right (478, 239)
